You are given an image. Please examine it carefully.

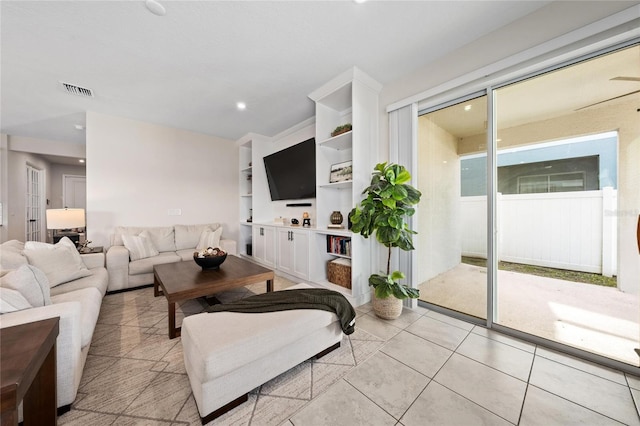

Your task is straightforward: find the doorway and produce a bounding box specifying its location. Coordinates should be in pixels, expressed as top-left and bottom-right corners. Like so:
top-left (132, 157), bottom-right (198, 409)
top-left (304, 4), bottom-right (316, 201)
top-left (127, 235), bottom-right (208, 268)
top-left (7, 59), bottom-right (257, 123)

top-left (415, 44), bottom-right (639, 368)
top-left (63, 174), bottom-right (86, 209)
top-left (26, 164), bottom-right (44, 242)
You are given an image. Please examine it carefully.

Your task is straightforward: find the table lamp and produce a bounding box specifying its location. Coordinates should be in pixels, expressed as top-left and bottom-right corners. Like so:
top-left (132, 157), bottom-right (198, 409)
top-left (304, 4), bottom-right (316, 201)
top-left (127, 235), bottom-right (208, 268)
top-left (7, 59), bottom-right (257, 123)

top-left (46, 208), bottom-right (85, 245)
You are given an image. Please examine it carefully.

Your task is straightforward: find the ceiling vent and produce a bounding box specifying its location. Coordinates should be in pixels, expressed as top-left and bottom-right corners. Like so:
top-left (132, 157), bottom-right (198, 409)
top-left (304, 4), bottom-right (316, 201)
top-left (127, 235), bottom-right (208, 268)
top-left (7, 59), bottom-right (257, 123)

top-left (60, 81), bottom-right (94, 98)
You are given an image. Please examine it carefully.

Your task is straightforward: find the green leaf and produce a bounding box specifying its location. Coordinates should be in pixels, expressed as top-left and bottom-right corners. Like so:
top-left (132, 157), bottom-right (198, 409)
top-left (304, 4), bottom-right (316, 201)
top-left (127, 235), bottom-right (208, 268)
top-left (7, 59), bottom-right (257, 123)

top-left (382, 198), bottom-right (396, 209)
top-left (392, 285), bottom-right (409, 299)
top-left (375, 285), bottom-right (393, 299)
top-left (394, 168), bottom-right (411, 185)
top-left (403, 185), bottom-right (422, 205)
top-left (374, 162), bottom-right (387, 172)
top-left (390, 270), bottom-right (405, 281)
top-left (405, 287), bottom-right (420, 298)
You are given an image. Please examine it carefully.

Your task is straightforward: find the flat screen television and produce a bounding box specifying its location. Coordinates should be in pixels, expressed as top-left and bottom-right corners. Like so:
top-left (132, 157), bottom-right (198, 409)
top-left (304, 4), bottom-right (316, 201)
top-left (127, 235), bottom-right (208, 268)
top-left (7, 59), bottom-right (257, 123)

top-left (263, 137), bottom-right (316, 201)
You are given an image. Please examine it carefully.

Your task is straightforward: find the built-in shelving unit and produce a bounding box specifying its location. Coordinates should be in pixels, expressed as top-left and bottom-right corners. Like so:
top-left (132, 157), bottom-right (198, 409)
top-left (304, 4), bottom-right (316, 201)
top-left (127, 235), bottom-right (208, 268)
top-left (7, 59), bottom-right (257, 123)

top-left (308, 67), bottom-right (382, 305)
top-left (235, 68), bottom-right (381, 306)
top-left (237, 136), bottom-right (254, 257)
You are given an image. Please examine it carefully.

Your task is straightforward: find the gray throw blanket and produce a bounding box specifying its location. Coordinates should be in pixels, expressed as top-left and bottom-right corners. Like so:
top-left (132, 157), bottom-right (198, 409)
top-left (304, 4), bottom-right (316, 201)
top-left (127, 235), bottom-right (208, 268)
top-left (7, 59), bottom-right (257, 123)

top-left (207, 288), bottom-right (356, 335)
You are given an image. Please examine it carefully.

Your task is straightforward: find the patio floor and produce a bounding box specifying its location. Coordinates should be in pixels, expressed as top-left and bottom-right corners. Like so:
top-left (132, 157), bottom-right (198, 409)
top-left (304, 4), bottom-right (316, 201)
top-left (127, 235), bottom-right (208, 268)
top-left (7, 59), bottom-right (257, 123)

top-left (418, 263), bottom-right (639, 366)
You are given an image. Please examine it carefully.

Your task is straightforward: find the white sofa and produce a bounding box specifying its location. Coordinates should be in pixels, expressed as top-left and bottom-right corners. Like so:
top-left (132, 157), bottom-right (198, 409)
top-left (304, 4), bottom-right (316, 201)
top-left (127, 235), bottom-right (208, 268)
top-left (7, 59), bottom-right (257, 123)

top-left (0, 239), bottom-right (108, 411)
top-left (106, 223), bottom-right (237, 292)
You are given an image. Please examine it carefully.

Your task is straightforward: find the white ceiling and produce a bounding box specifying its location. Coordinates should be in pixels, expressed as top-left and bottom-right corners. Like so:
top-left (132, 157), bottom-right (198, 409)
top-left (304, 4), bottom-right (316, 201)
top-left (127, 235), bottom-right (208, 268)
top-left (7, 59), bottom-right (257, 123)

top-left (1, 0), bottom-right (555, 150)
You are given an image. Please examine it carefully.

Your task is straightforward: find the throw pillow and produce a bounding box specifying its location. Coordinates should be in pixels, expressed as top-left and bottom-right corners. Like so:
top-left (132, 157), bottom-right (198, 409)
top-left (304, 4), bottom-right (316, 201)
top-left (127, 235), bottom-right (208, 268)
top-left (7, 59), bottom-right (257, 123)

top-left (122, 231), bottom-right (159, 261)
top-left (23, 237), bottom-right (91, 288)
top-left (196, 227), bottom-right (223, 250)
top-left (0, 264), bottom-right (51, 306)
top-left (0, 287), bottom-right (32, 314)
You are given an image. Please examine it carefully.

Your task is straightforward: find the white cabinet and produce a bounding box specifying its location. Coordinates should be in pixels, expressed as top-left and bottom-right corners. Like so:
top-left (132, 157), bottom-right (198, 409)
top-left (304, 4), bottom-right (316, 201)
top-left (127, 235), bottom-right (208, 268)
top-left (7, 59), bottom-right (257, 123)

top-left (252, 225), bottom-right (276, 268)
top-left (277, 228), bottom-right (310, 280)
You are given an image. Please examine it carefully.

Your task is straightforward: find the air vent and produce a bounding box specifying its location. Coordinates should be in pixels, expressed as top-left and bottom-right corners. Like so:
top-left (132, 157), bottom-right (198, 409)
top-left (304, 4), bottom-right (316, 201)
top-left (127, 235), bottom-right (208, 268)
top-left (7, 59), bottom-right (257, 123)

top-left (60, 81), bottom-right (94, 98)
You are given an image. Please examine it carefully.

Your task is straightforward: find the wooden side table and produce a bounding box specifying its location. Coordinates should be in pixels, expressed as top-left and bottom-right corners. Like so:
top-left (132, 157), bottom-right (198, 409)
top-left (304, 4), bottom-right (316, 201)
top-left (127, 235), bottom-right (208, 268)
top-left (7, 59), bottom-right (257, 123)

top-left (1, 318), bottom-right (59, 426)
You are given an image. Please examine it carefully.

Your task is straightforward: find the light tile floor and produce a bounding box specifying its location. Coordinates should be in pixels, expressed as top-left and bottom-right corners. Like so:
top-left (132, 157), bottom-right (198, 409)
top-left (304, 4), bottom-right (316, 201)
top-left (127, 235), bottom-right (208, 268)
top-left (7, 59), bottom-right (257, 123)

top-left (59, 277), bottom-right (640, 425)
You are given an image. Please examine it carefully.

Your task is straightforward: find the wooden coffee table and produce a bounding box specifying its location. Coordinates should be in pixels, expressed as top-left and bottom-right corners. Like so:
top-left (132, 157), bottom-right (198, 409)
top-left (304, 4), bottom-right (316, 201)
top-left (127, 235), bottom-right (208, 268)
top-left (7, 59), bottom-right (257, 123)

top-left (153, 256), bottom-right (274, 339)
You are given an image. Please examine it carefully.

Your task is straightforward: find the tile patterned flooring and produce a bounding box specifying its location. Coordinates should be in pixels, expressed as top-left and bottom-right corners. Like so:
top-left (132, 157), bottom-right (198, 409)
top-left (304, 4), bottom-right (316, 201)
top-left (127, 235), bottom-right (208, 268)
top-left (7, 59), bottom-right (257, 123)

top-left (59, 277), bottom-right (640, 425)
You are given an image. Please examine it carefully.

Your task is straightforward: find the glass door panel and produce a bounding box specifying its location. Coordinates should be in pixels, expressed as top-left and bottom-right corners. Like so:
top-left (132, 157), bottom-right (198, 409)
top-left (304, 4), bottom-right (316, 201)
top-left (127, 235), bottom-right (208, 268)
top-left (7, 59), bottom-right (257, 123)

top-left (494, 45), bottom-right (639, 366)
top-left (417, 95), bottom-right (488, 319)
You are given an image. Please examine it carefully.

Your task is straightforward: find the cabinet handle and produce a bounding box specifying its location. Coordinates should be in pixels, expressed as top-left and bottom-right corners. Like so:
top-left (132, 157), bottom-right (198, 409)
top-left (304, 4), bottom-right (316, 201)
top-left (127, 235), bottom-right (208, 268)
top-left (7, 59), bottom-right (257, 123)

top-left (260, 227), bottom-right (264, 236)
top-left (290, 231), bottom-right (294, 241)
top-left (636, 214), bottom-right (639, 254)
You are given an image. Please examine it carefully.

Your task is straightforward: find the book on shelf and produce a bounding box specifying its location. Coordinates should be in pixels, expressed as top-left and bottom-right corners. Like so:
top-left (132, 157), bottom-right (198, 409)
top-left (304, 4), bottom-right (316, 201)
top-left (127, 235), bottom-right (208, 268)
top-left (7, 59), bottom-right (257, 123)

top-left (326, 235), bottom-right (351, 257)
top-left (327, 224), bottom-right (345, 229)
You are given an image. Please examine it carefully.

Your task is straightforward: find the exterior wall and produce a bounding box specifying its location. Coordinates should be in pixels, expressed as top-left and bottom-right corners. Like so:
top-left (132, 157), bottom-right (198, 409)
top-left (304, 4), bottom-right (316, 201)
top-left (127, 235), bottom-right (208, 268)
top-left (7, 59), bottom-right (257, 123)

top-left (416, 116), bottom-right (461, 284)
top-left (86, 111), bottom-right (238, 248)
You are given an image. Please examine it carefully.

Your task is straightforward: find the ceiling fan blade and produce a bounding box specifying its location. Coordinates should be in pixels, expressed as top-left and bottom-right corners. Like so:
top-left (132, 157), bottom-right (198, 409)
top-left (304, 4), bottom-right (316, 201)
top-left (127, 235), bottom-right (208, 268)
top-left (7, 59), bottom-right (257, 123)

top-left (610, 76), bottom-right (640, 82)
top-left (575, 89), bottom-right (640, 111)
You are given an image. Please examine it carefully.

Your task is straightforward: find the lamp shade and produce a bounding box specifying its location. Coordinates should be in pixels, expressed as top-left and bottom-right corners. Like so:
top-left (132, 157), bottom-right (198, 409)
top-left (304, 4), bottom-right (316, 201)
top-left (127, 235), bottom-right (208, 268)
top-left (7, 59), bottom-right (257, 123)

top-left (46, 208), bottom-right (85, 230)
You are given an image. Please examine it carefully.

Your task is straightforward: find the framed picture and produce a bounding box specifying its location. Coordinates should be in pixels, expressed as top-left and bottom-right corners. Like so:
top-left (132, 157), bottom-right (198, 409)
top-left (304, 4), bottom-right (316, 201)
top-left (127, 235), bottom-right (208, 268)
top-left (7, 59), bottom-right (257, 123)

top-left (330, 160), bottom-right (353, 183)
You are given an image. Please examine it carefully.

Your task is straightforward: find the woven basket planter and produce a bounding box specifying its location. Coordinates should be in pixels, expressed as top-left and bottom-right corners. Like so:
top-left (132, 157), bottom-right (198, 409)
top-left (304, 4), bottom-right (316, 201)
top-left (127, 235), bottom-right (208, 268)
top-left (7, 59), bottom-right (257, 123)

top-left (372, 294), bottom-right (403, 320)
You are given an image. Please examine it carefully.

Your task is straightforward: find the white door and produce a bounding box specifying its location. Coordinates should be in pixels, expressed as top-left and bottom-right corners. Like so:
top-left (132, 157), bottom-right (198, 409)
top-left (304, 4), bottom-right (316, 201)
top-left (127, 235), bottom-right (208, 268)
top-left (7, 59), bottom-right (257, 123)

top-left (63, 175), bottom-right (86, 209)
top-left (26, 165), bottom-right (44, 241)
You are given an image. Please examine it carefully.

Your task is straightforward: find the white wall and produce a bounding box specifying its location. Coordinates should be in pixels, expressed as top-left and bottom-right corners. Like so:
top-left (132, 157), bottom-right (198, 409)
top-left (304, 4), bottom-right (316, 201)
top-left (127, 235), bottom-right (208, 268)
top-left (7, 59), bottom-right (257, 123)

top-left (50, 164), bottom-right (86, 209)
top-left (86, 112), bottom-right (238, 248)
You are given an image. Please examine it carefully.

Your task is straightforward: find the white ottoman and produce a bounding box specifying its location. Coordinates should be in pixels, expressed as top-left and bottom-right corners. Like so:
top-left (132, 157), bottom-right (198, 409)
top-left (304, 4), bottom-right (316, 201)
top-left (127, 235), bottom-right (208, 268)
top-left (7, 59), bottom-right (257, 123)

top-left (181, 284), bottom-right (344, 423)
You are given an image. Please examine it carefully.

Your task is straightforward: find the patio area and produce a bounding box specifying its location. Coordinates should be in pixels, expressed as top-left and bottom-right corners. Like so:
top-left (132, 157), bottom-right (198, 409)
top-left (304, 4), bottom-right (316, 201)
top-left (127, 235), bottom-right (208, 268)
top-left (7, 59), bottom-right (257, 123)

top-left (419, 263), bottom-right (639, 366)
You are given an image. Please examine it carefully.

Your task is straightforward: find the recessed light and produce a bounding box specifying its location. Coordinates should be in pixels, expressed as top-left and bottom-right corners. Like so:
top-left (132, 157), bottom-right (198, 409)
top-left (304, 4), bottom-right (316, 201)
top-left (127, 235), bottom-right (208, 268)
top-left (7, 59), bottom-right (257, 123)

top-left (464, 104), bottom-right (472, 111)
top-left (74, 124), bottom-right (85, 130)
top-left (354, 0), bottom-right (367, 3)
top-left (79, 159), bottom-right (85, 163)
top-left (236, 102), bottom-right (247, 111)
top-left (145, 0), bottom-right (166, 16)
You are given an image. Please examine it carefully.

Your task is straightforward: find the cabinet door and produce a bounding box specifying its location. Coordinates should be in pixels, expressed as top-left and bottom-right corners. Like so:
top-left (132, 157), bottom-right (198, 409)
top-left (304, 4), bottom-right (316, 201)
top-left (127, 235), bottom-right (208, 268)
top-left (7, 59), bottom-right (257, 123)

top-left (291, 229), bottom-right (310, 280)
top-left (252, 226), bottom-right (265, 264)
top-left (262, 226), bottom-right (277, 268)
top-left (277, 229), bottom-right (293, 274)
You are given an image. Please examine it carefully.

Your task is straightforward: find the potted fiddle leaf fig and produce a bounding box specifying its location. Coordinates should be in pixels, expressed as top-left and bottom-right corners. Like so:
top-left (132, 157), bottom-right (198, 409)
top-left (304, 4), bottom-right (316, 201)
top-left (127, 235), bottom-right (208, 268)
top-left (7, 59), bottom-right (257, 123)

top-left (349, 162), bottom-right (422, 319)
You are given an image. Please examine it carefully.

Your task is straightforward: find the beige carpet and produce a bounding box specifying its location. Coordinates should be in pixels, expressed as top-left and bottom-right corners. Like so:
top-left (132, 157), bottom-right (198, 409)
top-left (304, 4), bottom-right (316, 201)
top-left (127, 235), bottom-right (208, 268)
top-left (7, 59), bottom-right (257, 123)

top-left (57, 276), bottom-right (385, 425)
top-left (419, 263), bottom-right (639, 366)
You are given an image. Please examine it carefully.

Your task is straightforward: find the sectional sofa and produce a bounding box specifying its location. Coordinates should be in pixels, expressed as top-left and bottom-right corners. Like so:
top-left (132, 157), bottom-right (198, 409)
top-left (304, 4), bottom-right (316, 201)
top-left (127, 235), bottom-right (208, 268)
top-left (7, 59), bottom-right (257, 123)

top-left (0, 239), bottom-right (108, 411)
top-left (106, 223), bottom-right (237, 292)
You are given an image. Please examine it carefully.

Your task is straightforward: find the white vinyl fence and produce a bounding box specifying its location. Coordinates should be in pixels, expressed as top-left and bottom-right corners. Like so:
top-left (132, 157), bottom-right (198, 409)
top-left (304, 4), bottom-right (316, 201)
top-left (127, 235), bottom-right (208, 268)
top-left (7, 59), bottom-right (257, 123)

top-left (461, 188), bottom-right (617, 276)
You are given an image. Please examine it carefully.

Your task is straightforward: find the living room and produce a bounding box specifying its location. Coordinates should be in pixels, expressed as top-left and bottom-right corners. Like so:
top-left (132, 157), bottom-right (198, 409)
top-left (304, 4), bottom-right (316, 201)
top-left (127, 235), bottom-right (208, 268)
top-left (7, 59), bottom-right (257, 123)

top-left (2, 1), bottom-right (640, 425)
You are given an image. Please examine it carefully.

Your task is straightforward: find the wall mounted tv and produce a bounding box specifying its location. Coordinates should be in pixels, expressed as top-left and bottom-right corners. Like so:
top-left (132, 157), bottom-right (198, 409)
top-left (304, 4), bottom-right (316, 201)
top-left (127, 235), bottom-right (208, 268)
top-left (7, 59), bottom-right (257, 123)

top-left (263, 137), bottom-right (316, 201)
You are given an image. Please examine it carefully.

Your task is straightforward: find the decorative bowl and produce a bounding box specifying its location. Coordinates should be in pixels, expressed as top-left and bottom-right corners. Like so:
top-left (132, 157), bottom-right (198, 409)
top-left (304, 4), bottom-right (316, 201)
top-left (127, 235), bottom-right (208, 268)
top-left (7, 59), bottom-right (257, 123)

top-left (193, 250), bottom-right (227, 270)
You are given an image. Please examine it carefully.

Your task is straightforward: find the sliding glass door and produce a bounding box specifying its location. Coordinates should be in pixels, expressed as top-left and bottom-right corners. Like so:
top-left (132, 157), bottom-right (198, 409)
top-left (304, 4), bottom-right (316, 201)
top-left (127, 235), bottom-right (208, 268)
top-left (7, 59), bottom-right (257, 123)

top-left (415, 44), bottom-right (639, 368)
top-left (417, 94), bottom-right (488, 320)
top-left (493, 45), bottom-right (639, 366)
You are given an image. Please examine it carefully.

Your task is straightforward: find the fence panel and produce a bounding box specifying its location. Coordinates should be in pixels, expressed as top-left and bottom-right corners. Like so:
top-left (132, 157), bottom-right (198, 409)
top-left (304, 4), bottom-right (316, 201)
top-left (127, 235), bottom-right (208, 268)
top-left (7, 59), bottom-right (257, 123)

top-left (460, 189), bottom-right (617, 274)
